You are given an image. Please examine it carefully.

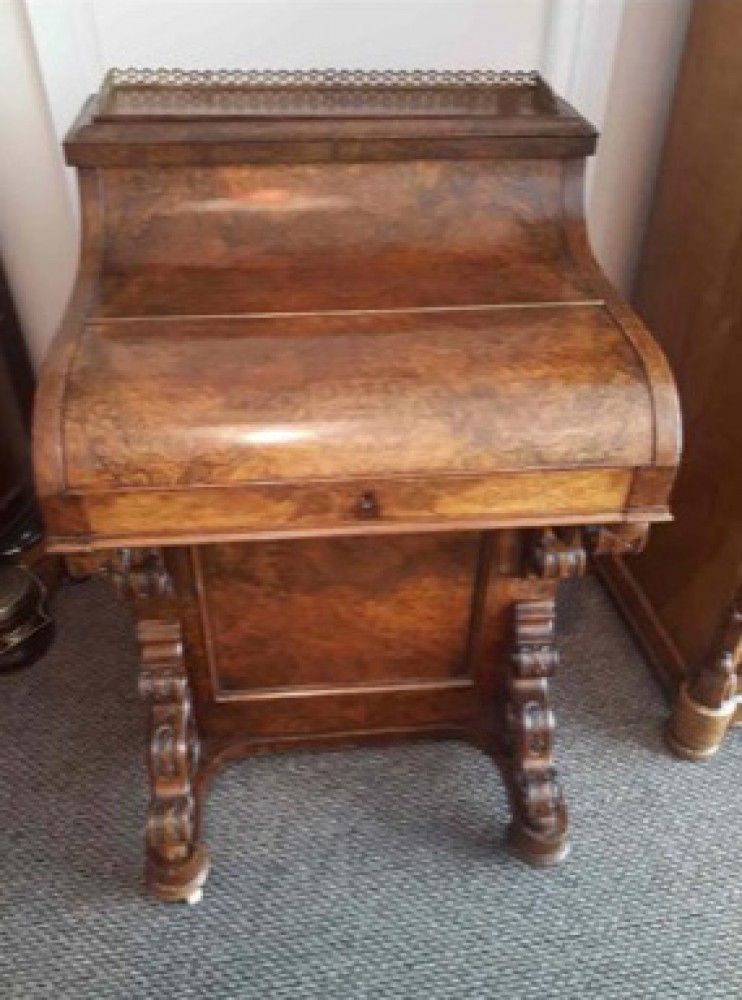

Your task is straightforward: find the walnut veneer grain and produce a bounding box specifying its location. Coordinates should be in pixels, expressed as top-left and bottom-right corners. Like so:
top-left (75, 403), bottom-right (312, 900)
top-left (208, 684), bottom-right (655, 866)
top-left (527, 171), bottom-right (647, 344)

top-left (33, 71), bottom-right (680, 900)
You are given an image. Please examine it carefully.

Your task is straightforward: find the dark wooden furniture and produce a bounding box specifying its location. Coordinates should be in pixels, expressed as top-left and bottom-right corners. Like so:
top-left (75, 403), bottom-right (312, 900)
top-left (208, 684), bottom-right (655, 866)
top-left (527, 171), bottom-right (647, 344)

top-left (597, 0), bottom-right (742, 761)
top-left (0, 262), bottom-right (34, 430)
top-left (0, 262), bottom-right (36, 546)
top-left (0, 263), bottom-right (56, 669)
top-left (33, 69), bottom-right (681, 902)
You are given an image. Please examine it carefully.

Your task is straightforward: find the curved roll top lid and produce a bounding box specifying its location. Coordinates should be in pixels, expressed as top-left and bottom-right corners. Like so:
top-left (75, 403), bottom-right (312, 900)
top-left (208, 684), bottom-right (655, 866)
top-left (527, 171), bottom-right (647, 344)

top-left (63, 304), bottom-right (661, 491)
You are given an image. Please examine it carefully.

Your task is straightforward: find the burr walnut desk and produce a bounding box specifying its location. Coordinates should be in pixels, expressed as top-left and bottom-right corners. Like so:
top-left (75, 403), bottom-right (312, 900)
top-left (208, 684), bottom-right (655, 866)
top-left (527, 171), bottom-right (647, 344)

top-left (34, 69), bottom-right (681, 902)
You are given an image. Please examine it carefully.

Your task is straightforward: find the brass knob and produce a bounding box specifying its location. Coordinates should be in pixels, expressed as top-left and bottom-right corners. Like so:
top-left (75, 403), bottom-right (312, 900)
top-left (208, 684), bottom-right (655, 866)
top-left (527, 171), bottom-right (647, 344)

top-left (357, 490), bottom-right (380, 518)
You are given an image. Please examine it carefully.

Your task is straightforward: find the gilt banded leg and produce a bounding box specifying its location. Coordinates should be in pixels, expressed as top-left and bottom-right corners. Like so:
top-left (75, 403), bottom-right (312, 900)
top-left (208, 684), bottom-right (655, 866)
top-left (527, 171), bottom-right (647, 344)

top-left (138, 618), bottom-right (209, 902)
top-left (507, 596), bottom-right (569, 865)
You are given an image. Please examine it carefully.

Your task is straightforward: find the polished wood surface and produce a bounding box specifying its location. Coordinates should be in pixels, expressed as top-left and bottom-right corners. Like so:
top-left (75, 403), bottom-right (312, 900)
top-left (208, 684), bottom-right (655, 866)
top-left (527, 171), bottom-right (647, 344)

top-left (65, 306), bottom-right (655, 490)
top-left (196, 534), bottom-right (479, 692)
top-left (77, 468), bottom-right (641, 551)
top-left (598, 0), bottom-right (742, 755)
top-left (96, 160), bottom-right (589, 316)
top-left (34, 70), bottom-right (680, 900)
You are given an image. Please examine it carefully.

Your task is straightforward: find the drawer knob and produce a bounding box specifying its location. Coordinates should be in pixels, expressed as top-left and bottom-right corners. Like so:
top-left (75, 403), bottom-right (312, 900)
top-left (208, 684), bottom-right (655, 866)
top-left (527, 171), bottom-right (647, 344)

top-left (357, 490), bottom-right (381, 518)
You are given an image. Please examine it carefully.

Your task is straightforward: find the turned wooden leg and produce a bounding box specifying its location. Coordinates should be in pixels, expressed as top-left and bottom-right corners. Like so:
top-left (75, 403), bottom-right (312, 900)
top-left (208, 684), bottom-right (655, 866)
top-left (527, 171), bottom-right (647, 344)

top-left (506, 594), bottom-right (569, 866)
top-left (138, 618), bottom-right (210, 902)
top-left (666, 592), bottom-right (742, 761)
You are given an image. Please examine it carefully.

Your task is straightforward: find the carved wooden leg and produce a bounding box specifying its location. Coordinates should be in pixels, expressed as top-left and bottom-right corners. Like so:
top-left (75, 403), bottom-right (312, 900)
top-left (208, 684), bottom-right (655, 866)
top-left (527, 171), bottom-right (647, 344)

top-left (666, 592), bottom-right (742, 761)
top-left (506, 594), bottom-right (569, 865)
top-left (138, 618), bottom-right (210, 902)
top-left (504, 520), bottom-right (654, 862)
top-left (503, 527), bottom-right (602, 864)
top-left (99, 547), bottom-right (209, 902)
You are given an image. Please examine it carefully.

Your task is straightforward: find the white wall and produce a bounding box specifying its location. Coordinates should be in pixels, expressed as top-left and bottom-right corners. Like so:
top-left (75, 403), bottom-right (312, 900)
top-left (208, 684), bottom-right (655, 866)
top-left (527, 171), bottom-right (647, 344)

top-left (0, 0), bottom-right (77, 369)
top-left (28, 0), bottom-right (551, 146)
top-left (589, 0), bottom-right (694, 294)
top-left (2, 0), bottom-right (692, 364)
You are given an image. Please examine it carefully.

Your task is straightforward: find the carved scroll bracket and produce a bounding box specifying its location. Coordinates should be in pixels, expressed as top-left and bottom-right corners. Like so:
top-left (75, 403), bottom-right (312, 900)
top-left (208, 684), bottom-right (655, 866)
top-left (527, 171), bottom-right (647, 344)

top-left (528, 523), bottom-right (650, 582)
top-left (65, 547), bottom-right (174, 598)
top-left (583, 523), bottom-right (650, 558)
top-left (531, 527), bottom-right (587, 580)
top-left (101, 547), bottom-right (174, 601)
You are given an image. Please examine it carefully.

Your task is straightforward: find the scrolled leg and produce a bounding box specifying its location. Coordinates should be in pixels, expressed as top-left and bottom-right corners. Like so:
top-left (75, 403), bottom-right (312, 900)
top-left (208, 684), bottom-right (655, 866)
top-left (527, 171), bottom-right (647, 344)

top-left (138, 618), bottom-right (209, 902)
top-left (98, 547), bottom-right (210, 900)
top-left (503, 527), bottom-right (589, 864)
top-left (506, 595), bottom-right (569, 865)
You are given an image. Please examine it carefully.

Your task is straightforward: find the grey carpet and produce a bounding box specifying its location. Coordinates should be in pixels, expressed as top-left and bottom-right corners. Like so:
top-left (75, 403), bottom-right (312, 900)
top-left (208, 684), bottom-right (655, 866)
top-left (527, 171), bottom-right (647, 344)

top-left (1, 576), bottom-right (741, 1000)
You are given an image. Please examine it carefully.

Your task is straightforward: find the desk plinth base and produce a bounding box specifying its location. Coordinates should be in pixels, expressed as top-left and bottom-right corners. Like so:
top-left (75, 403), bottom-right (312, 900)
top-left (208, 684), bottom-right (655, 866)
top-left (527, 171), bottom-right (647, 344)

top-left (94, 524), bottom-right (641, 901)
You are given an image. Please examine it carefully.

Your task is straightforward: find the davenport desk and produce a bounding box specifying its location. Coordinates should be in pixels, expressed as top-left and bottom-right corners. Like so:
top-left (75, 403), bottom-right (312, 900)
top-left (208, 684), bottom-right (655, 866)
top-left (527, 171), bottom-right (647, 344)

top-left (33, 69), bottom-right (681, 902)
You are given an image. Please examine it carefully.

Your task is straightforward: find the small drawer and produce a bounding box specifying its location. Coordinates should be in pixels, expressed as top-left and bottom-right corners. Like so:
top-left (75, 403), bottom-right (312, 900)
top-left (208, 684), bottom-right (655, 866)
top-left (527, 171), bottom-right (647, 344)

top-left (83, 468), bottom-right (632, 544)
